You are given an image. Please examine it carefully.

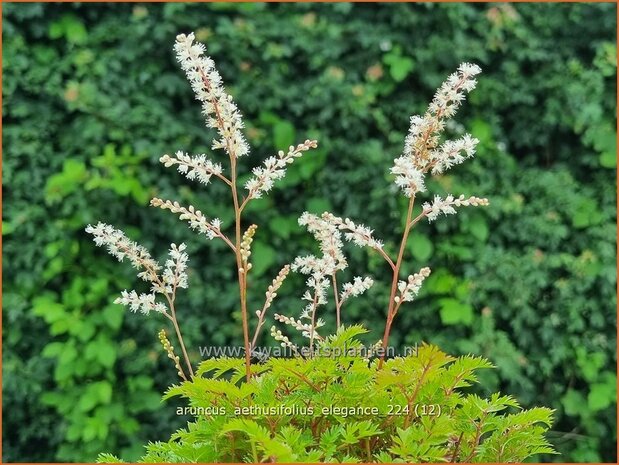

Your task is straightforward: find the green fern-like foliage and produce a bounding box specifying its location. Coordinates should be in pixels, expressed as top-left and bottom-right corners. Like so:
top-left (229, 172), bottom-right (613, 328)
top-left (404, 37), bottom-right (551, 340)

top-left (98, 327), bottom-right (555, 463)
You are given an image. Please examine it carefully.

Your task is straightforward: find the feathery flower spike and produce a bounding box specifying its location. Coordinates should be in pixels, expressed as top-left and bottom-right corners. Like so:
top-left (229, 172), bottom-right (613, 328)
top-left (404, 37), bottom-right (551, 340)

top-left (174, 33), bottom-right (250, 158)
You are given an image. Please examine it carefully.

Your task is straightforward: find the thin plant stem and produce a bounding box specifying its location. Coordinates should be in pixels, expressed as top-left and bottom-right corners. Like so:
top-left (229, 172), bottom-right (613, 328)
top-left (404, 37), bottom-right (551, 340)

top-left (450, 432), bottom-right (464, 462)
top-left (308, 291), bottom-right (320, 357)
top-left (164, 297), bottom-right (194, 378)
top-left (378, 195), bottom-right (415, 369)
top-left (250, 305), bottom-right (266, 350)
top-left (231, 157), bottom-right (252, 382)
top-left (161, 314), bottom-right (188, 381)
top-left (332, 273), bottom-right (341, 329)
top-left (218, 232), bottom-right (237, 254)
top-left (377, 247), bottom-right (397, 271)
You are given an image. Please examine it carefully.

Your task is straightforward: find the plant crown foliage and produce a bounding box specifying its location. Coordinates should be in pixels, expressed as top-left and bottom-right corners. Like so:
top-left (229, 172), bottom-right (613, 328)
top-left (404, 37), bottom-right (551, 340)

top-left (99, 328), bottom-right (555, 463)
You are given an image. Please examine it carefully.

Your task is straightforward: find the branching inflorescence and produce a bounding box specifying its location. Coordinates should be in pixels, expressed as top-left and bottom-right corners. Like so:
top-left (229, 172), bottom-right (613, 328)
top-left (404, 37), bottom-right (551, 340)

top-left (86, 33), bottom-right (488, 381)
top-left (273, 62), bottom-right (488, 367)
top-left (87, 33), bottom-right (317, 382)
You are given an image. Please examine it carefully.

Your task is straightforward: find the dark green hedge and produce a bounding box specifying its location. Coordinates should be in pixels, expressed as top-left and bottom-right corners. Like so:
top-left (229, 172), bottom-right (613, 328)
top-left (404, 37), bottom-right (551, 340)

top-left (3, 2), bottom-right (616, 462)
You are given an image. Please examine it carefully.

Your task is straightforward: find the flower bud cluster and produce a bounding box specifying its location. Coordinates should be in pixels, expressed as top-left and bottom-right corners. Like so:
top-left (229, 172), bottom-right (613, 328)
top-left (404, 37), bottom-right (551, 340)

top-left (150, 198), bottom-right (222, 240)
top-left (262, 265), bottom-right (290, 312)
top-left (274, 313), bottom-right (323, 340)
top-left (340, 277), bottom-right (374, 303)
top-left (158, 329), bottom-right (186, 380)
top-left (422, 194), bottom-right (489, 222)
top-left (395, 267), bottom-right (432, 304)
top-left (270, 326), bottom-right (298, 351)
top-left (240, 224), bottom-right (257, 272)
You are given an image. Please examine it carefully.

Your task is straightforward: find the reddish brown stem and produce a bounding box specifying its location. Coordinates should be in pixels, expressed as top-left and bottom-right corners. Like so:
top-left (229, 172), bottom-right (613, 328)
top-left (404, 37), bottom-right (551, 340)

top-left (332, 273), bottom-right (341, 329)
top-left (378, 195), bottom-right (415, 369)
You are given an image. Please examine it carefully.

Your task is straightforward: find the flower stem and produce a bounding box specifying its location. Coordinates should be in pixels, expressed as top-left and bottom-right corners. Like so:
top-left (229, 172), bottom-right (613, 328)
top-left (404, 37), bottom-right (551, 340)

top-left (378, 195), bottom-right (415, 369)
top-left (332, 273), bottom-right (341, 329)
top-left (166, 301), bottom-right (194, 378)
top-left (231, 157), bottom-right (252, 382)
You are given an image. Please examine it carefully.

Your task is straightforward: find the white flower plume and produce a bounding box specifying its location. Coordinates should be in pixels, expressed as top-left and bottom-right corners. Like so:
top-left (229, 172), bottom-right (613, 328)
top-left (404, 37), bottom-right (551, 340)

top-left (429, 134), bottom-right (479, 175)
top-left (161, 243), bottom-right (189, 294)
top-left (245, 140), bottom-right (318, 199)
top-left (297, 212), bottom-right (347, 273)
top-left (85, 223), bottom-right (192, 317)
top-left (160, 151), bottom-right (223, 186)
top-left (321, 212), bottom-right (384, 250)
top-left (150, 198), bottom-right (223, 241)
top-left (391, 156), bottom-right (426, 198)
top-left (114, 290), bottom-right (167, 315)
top-left (393, 62), bottom-right (482, 195)
top-left (85, 222), bottom-right (160, 283)
top-left (174, 32), bottom-right (249, 158)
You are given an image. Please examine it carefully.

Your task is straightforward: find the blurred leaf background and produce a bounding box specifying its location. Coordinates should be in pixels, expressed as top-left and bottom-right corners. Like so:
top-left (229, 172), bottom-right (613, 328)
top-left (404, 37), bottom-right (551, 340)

top-left (2, 2), bottom-right (616, 462)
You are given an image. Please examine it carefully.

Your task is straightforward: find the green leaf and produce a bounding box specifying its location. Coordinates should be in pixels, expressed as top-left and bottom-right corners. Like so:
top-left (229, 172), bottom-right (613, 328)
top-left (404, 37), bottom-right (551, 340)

top-left (383, 48), bottom-right (415, 82)
top-left (49, 15), bottom-right (87, 44)
top-left (424, 269), bottom-right (457, 294)
top-left (322, 324), bottom-right (368, 350)
top-left (273, 120), bottom-right (295, 149)
top-left (562, 389), bottom-right (585, 417)
top-left (268, 216), bottom-right (297, 239)
top-left (571, 197), bottom-right (603, 228)
top-left (438, 298), bottom-right (473, 325)
top-left (97, 452), bottom-right (125, 463)
top-left (467, 214), bottom-right (489, 242)
top-left (588, 377), bottom-right (616, 412)
top-left (102, 304), bottom-right (124, 331)
top-left (42, 342), bottom-right (65, 358)
top-left (96, 381), bottom-right (113, 404)
top-left (251, 241), bottom-right (276, 276)
top-left (96, 338), bottom-right (117, 368)
top-left (470, 118), bottom-right (493, 144)
top-left (45, 159), bottom-right (88, 203)
top-left (33, 296), bottom-right (65, 323)
top-left (599, 150), bottom-right (616, 168)
top-left (305, 197), bottom-right (332, 215)
top-left (2, 220), bottom-right (15, 236)
top-left (410, 233), bottom-right (433, 261)
top-left (79, 393), bottom-right (98, 413)
top-left (298, 149), bottom-right (326, 180)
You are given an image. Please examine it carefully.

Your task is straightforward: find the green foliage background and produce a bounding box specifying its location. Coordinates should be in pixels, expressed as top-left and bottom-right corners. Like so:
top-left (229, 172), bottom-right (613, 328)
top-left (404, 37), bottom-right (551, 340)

top-left (2, 2), bottom-right (616, 462)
